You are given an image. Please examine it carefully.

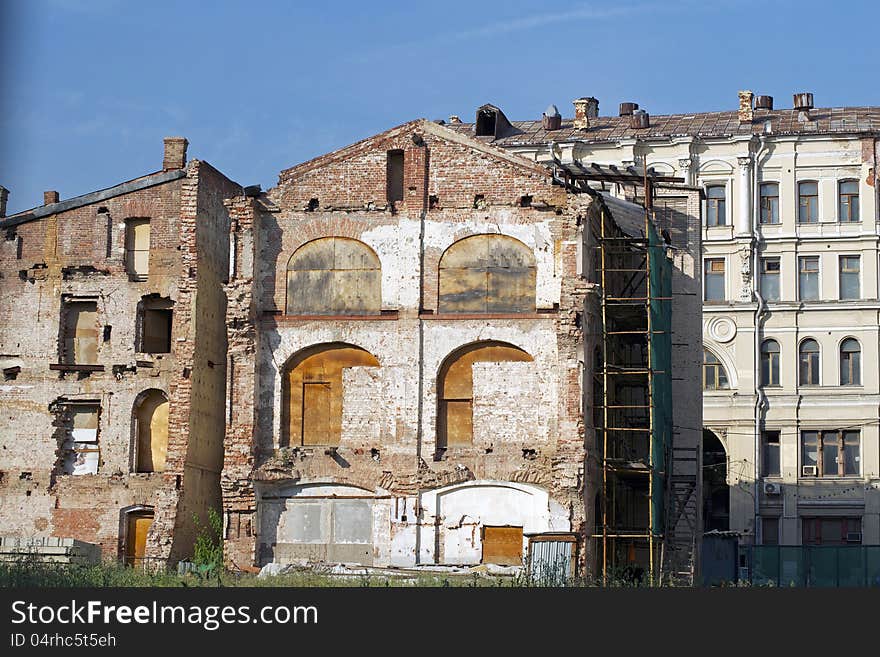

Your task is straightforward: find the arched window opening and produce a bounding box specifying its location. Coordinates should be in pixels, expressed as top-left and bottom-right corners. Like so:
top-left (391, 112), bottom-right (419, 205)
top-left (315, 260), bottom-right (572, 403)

top-left (438, 235), bottom-right (536, 313)
top-left (283, 344), bottom-right (379, 447)
top-left (286, 238), bottom-right (381, 315)
top-left (703, 349), bottom-right (729, 390)
top-left (437, 342), bottom-right (533, 448)
top-left (134, 390), bottom-right (169, 473)
top-left (840, 338), bottom-right (861, 386)
top-left (760, 340), bottom-right (780, 387)
top-left (799, 339), bottom-right (820, 386)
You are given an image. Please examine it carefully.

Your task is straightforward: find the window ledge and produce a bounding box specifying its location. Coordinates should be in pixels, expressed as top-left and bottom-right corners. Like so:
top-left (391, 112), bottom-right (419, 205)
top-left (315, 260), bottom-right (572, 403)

top-left (49, 364), bottom-right (105, 372)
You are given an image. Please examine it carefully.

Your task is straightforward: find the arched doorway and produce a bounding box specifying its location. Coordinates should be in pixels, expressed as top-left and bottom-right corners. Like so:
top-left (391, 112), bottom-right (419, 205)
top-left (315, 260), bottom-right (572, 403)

top-left (702, 429), bottom-right (729, 532)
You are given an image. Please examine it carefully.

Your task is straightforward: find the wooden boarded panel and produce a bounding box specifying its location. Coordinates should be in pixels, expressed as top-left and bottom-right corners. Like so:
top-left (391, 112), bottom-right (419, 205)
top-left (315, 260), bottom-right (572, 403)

top-left (438, 235), bottom-right (536, 313)
top-left (286, 238), bottom-right (380, 314)
top-left (302, 382), bottom-right (332, 445)
top-left (126, 513), bottom-right (153, 567)
top-left (442, 400), bottom-right (473, 446)
top-left (438, 343), bottom-right (533, 446)
top-left (285, 344), bottom-right (380, 447)
top-left (65, 302), bottom-right (98, 365)
top-left (482, 526), bottom-right (524, 565)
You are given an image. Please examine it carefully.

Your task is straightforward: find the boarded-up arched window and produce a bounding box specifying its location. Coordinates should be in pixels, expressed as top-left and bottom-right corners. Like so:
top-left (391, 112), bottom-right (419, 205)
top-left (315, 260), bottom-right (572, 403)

top-left (135, 389), bottom-right (169, 473)
top-left (437, 342), bottom-right (533, 447)
top-left (286, 238), bottom-right (381, 315)
top-left (283, 344), bottom-right (380, 447)
top-left (438, 235), bottom-right (536, 313)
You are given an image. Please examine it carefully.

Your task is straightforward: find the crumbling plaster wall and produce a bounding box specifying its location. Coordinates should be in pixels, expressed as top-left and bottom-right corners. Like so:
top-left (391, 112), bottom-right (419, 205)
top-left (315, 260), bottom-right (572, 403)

top-left (225, 121), bottom-right (591, 568)
top-left (0, 180), bottom-right (184, 559)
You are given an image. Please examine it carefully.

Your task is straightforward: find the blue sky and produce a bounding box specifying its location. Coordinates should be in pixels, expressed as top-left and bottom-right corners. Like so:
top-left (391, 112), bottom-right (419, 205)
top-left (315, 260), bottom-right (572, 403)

top-left (1, 0), bottom-right (879, 214)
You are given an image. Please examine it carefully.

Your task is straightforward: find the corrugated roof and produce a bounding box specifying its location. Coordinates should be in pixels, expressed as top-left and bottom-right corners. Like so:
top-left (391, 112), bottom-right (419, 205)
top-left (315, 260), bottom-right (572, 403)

top-left (445, 106), bottom-right (880, 145)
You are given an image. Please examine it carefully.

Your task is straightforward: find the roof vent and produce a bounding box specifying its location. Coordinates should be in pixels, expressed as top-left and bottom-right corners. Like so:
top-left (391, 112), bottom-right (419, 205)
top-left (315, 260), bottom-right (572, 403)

top-left (475, 104), bottom-right (514, 139)
top-left (755, 95), bottom-right (774, 110)
top-left (542, 104), bottom-right (562, 131)
top-left (630, 109), bottom-right (650, 129)
top-left (448, 115), bottom-right (462, 124)
top-left (619, 102), bottom-right (639, 116)
top-left (793, 92), bottom-right (814, 111)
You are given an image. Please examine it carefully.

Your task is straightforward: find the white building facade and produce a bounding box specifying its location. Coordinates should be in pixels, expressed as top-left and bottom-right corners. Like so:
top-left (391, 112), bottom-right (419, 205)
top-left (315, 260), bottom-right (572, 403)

top-left (466, 92), bottom-right (880, 548)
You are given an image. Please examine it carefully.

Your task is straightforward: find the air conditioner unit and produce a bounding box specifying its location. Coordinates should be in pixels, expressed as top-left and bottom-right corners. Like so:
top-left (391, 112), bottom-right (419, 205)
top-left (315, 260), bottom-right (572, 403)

top-left (846, 532), bottom-right (862, 543)
top-left (801, 465), bottom-right (818, 477)
top-left (763, 481), bottom-right (782, 495)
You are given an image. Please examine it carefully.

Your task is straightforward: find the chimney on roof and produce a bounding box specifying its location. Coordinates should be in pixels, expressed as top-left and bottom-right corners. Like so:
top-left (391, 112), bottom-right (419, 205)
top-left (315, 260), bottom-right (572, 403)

top-left (755, 95), bottom-right (774, 110)
top-left (794, 92), bottom-right (814, 122)
top-left (44, 191), bottom-right (59, 205)
top-left (619, 102), bottom-right (639, 117)
top-left (163, 137), bottom-right (188, 170)
top-left (0, 187), bottom-right (8, 218)
top-left (448, 115), bottom-right (462, 124)
top-left (572, 97), bottom-right (598, 130)
top-left (630, 109), bottom-right (650, 129)
top-left (738, 90), bottom-right (754, 123)
top-left (542, 104), bottom-right (562, 131)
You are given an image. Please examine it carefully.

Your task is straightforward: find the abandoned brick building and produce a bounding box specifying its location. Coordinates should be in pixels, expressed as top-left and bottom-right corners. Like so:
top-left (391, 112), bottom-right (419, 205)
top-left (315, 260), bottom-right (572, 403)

top-left (0, 111), bottom-right (703, 580)
top-left (220, 117), bottom-right (702, 579)
top-left (0, 138), bottom-right (239, 566)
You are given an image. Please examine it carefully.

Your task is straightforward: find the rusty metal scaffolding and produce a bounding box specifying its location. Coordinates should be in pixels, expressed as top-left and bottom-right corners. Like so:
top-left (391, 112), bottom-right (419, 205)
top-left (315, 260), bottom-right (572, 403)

top-left (553, 160), bottom-right (678, 585)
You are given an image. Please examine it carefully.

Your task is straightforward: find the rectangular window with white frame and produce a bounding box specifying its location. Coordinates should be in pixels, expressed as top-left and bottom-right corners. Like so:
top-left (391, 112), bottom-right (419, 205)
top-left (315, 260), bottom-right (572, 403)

top-left (798, 256), bottom-right (819, 301)
top-left (704, 258), bottom-right (725, 302)
top-left (760, 257), bottom-right (780, 301)
top-left (838, 255), bottom-right (860, 300)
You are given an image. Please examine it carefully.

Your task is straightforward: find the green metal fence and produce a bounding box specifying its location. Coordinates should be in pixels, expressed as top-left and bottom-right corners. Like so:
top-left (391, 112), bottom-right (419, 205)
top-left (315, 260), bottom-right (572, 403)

top-left (743, 545), bottom-right (880, 587)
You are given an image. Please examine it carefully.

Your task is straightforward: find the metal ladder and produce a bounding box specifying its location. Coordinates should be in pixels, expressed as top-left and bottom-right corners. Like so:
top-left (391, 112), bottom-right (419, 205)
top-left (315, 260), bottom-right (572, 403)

top-left (662, 445), bottom-right (698, 585)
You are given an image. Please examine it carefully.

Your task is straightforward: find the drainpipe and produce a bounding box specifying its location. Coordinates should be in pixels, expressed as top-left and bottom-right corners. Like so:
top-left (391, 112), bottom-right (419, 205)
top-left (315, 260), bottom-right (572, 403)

top-left (752, 135), bottom-right (769, 546)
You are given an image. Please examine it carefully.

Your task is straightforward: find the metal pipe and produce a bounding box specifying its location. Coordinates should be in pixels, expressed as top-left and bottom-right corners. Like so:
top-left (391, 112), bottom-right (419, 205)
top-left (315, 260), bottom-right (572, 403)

top-left (752, 135), bottom-right (769, 546)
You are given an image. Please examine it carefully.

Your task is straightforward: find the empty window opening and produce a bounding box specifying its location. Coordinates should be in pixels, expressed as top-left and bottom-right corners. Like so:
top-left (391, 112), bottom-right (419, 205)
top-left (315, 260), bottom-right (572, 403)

top-left (138, 296), bottom-right (173, 353)
top-left (123, 509), bottom-right (154, 568)
top-left (286, 237), bottom-right (381, 315)
top-left (429, 194), bottom-right (439, 209)
top-left (520, 195), bottom-right (533, 208)
top-left (437, 342), bottom-right (533, 447)
top-left (475, 108), bottom-right (496, 137)
top-left (61, 300), bottom-right (99, 365)
top-left (56, 403), bottom-right (100, 476)
top-left (473, 194), bottom-right (486, 209)
top-left (306, 198), bottom-right (319, 212)
top-left (438, 234), bottom-right (536, 313)
top-left (386, 150), bottom-right (404, 206)
top-left (283, 343), bottom-right (380, 447)
top-left (125, 218), bottom-right (150, 280)
top-left (134, 390), bottom-right (169, 473)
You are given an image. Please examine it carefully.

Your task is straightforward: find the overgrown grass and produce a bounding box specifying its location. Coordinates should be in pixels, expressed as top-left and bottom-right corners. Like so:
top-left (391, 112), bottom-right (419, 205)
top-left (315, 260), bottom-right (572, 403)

top-left (0, 553), bottom-right (678, 588)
